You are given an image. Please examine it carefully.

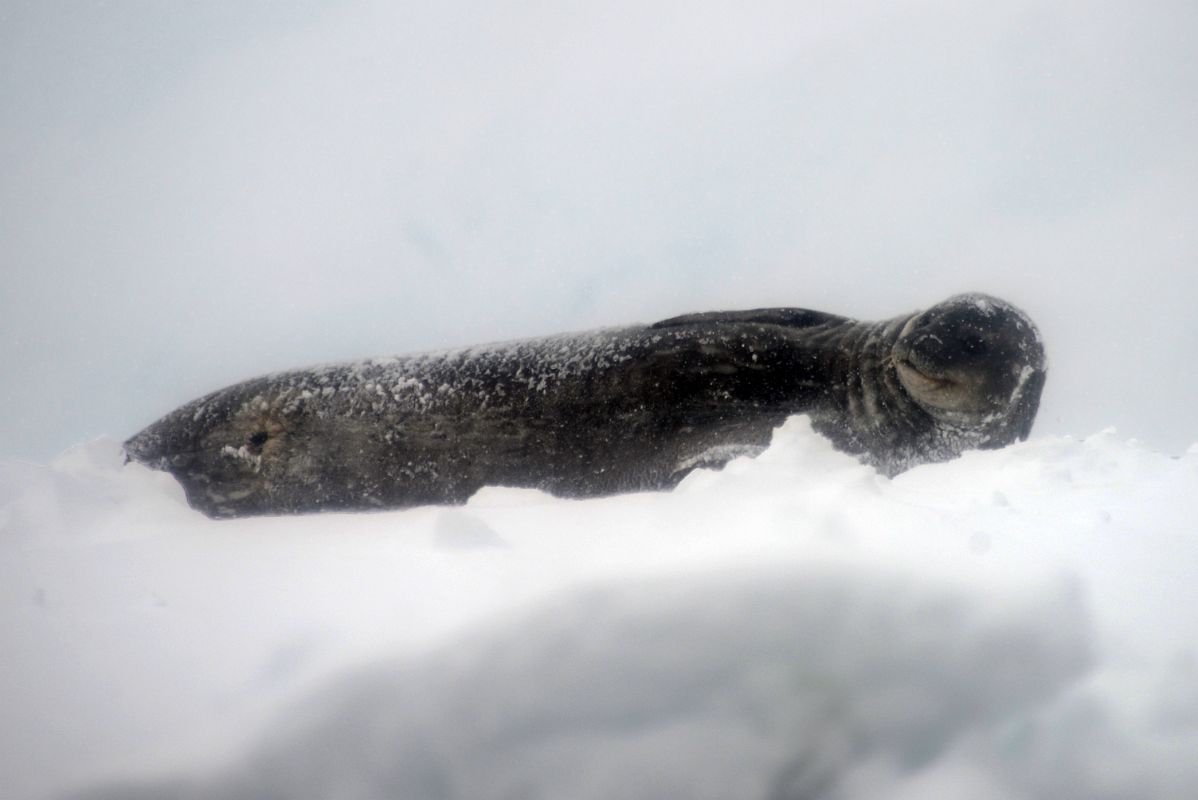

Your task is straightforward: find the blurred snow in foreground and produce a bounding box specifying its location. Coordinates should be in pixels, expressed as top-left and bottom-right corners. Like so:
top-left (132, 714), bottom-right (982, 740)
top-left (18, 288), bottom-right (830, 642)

top-left (2, 418), bottom-right (1197, 799)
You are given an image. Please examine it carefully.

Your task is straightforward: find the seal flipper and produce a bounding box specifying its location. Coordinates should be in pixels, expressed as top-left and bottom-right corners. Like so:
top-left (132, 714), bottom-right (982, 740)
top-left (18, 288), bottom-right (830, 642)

top-left (650, 308), bottom-right (849, 330)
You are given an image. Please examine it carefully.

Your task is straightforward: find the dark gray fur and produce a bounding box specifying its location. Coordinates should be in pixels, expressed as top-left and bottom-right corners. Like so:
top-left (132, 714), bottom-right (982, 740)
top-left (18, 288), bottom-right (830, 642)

top-left (124, 293), bottom-right (1046, 518)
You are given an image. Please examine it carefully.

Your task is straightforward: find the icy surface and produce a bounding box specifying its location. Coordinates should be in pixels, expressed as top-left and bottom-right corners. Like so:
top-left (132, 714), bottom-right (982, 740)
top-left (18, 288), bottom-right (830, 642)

top-left (2, 418), bottom-right (1198, 798)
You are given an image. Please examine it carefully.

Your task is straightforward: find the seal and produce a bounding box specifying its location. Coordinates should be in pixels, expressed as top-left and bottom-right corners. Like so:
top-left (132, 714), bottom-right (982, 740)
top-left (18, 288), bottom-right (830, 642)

top-left (124, 293), bottom-right (1046, 517)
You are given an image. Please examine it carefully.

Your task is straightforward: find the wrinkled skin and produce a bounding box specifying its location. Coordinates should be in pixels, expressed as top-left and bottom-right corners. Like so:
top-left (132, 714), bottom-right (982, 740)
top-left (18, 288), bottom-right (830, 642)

top-left (125, 293), bottom-right (1046, 517)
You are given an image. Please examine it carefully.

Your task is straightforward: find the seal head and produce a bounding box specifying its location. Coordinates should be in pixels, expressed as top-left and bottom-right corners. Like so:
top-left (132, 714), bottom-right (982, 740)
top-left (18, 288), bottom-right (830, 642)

top-left (123, 375), bottom-right (354, 517)
top-left (892, 293), bottom-right (1046, 445)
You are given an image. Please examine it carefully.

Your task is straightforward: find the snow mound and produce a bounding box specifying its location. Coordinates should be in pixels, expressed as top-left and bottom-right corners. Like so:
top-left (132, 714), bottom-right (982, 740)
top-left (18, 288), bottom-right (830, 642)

top-left (2, 417), bottom-right (1197, 799)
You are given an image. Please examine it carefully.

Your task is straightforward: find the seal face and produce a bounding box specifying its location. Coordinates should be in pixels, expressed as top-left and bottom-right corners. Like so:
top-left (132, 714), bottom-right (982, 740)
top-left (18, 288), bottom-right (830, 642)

top-left (892, 293), bottom-right (1046, 439)
top-left (125, 293), bottom-right (1046, 517)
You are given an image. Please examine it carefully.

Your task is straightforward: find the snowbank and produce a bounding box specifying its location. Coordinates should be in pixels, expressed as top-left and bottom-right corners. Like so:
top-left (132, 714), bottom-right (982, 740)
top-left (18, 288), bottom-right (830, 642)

top-left (2, 418), bottom-right (1197, 799)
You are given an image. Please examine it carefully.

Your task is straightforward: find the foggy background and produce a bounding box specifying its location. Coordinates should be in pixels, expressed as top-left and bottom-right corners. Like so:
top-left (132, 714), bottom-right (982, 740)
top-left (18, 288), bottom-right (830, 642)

top-left (3, 0), bottom-right (1195, 462)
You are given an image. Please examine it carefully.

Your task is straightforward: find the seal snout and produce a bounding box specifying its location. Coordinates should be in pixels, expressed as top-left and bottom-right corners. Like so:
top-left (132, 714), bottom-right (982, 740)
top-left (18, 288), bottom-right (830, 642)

top-left (124, 423), bottom-right (201, 472)
top-left (123, 429), bottom-right (162, 468)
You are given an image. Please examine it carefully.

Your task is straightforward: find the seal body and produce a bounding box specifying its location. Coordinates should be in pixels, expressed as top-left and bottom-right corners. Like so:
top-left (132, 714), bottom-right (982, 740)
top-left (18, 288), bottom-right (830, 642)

top-left (125, 294), bottom-right (1046, 517)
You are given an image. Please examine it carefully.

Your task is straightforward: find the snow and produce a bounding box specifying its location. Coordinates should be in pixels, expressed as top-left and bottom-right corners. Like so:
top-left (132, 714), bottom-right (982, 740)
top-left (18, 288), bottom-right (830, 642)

top-left (2, 418), bottom-right (1197, 799)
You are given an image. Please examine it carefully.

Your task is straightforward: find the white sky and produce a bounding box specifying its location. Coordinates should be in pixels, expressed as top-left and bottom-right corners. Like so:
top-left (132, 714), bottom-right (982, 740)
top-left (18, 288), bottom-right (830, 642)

top-left (3, 0), bottom-right (1196, 460)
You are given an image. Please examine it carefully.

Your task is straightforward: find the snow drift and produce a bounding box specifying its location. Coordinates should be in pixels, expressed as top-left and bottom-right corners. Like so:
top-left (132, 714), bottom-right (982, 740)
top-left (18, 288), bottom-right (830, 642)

top-left (2, 417), bottom-right (1197, 799)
